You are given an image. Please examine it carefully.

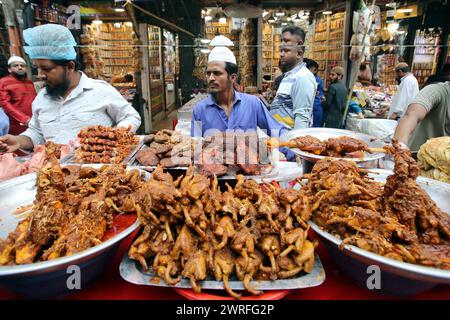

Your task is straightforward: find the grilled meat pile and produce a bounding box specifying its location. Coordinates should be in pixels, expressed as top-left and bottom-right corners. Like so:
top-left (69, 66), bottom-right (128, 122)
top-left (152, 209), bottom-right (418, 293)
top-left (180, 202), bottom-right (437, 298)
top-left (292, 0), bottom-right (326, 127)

top-left (75, 125), bottom-right (139, 164)
top-left (128, 165), bottom-right (315, 298)
top-left (0, 142), bottom-right (147, 265)
top-left (269, 135), bottom-right (370, 158)
top-left (303, 141), bottom-right (450, 270)
top-left (136, 130), bottom-right (192, 168)
top-left (198, 131), bottom-right (271, 177)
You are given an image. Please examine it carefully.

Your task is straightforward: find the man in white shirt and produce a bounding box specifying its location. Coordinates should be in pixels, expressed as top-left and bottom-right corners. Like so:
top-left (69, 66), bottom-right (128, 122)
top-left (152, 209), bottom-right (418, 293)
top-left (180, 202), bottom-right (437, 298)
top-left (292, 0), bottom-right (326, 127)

top-left (270, 26), bottom-right (317, 129)
top-left (387, 62), bottom-right (419, 121)
top-left (0, 24), bottom-right (141, 153)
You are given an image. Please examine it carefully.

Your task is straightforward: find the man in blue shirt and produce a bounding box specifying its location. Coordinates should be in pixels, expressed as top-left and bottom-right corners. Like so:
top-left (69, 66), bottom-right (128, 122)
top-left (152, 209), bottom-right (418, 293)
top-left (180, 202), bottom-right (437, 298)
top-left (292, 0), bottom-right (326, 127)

top-left (305, 59), bottom-right (324, 127)
top-left (0, 107), bottom-right (9, 136)
top-left (191, 46), bottom-right (288, 138)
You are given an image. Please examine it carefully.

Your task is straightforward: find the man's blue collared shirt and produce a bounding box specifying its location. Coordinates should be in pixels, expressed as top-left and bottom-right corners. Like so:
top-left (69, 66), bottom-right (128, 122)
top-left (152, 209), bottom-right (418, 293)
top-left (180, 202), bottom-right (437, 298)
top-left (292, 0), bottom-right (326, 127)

top-left (191, 91), bottom-right (289, 137)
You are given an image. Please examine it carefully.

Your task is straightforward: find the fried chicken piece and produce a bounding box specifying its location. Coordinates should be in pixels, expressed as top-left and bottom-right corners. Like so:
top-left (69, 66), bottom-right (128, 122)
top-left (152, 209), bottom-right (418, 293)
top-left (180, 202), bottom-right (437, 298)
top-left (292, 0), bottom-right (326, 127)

top-left (0, 219), bottom-right (40, 265)
top-left (171, 225), bottom-right (198, 264)
top-left (182, 250), bottom-right (208, 293)
top-left (214, 216), bottom-right (236, 250)
top-left (199, 164), bottom-right (228, 177)
top-left (257, 194), bottom-right (280, 231)
top-left (235, 250), bottom-right (263, 295)
top-left (136, 148), bottom-right (160, 166)
top-left (153, 253), bottom-right (182, 285)
top-left (259, 235), bottom-right (281, 278)
top-left (213, 247), bottom-right (241, 299)
top-left (325, 136), bottom-right (368, 157)
top-left (128, 225), bottom-right (159, 270)
top-left (269, 135), bottom-right (326, 155)
top-left (293, 240), bottom-right (316, 273)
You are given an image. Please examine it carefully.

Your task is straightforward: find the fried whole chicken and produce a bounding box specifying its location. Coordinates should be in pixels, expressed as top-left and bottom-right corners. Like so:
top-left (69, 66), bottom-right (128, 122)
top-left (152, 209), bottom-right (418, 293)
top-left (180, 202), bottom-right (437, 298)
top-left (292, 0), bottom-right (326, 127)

top-left (0, 142), bottom-right (147, 265)
top-left (303, 140), bottom-right (450, 270)
top-left (128, 165), bottom-right (316, 298)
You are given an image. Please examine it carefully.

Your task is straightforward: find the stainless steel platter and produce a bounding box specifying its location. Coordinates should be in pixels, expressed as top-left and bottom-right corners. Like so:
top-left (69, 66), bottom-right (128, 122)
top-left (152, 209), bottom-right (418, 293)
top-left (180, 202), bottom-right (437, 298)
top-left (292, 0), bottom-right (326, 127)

top-left (0, 165), bottom-right (148, 297)
top-left (120, 249), bottom-right (325, 291)
top-left (309, 169), bottom-right (450, 295)
top-left (280, 128), bottom-right (386, 163)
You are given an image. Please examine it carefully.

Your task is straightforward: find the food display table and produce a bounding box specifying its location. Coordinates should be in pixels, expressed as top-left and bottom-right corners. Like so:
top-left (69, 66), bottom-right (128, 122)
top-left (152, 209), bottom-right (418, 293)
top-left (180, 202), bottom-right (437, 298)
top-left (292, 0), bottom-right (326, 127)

top-left (1, 229), bottom-right (448, 300)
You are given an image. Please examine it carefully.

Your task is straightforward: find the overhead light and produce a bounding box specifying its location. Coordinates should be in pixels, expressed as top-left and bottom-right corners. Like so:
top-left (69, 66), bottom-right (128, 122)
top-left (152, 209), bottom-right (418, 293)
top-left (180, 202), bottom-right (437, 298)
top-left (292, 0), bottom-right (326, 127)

top-left (124, 21), bottom-right (133, 27)
top-left (301, 15), bottom-right (309, 20)
top-left (114, 7), bottom-right (125, 12)
top-left (92, 15), bottom-right (103, 24)
top-left (219, 16), bottom-right (227, 23)
top-left (397, 8), bottom-right (413, 13)
top-left (287, 17), bottom-right (292, 21)
top-left (114, 22), bottom-right (121, 28)
top-left (398, 30), bottom-right (406, 34)
top-left (268, 15), bottom-right (275, 23)
top-left (200, 49), bottom-right (211, 54)
top-left (323, 11), bottom-right (332, 15)
top-left (293, 14), bottom-right (302, 22)
top-left (200, 38), bottom-right (211, 44)
top-left (204, 15), bottom-right (212, 22)
top-left (304, 11), bottom-right (310, 16)
top-left (281, 22), bottom-right (288, 26)
top-left (263, 10), bottom-right (269, 17)
top-left (275, 8), bottom-right (285, 17)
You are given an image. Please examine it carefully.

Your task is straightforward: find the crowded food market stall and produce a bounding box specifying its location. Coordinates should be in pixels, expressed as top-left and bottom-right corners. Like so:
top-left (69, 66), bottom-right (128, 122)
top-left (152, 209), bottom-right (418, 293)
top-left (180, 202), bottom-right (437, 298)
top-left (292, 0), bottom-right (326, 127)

top-left (0, 0), bottom-right (449, 301)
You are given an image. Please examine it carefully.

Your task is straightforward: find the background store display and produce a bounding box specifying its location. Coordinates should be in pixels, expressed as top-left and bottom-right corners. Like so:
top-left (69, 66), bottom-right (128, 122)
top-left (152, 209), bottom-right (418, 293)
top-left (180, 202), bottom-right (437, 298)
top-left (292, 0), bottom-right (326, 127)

top-left (313, 11), bottom-right (347, 88)
top-left (411, 28), bottom-right (441, 87)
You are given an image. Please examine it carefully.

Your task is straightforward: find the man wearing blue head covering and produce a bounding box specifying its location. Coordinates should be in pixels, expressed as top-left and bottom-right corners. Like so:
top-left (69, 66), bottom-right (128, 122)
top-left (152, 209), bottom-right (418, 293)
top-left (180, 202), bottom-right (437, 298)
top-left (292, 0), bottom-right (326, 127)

top-left (0, 24), bottom-right (141, 153)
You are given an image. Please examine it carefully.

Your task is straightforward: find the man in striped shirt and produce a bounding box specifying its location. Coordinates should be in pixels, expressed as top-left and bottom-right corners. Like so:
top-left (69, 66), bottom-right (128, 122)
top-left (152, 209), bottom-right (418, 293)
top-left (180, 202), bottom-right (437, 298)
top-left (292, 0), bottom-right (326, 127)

top-left (270, 26), bottom-right (317, 129)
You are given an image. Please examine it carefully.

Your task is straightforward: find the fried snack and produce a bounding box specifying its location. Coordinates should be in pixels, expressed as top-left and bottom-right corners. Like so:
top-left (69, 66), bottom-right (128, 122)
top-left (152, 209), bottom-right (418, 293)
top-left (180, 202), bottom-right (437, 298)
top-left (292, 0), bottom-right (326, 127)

top-left (0, 142), bottom-right (146, 265)
top-left (418, 136), bottom-right (450, 183)
top-left (303, 140), bottom-right (450, 270)
top-left (75, 125), bottom-right (139, 164)
top-left (128, 166), bottom-right (316, 298)
top-left (267, 135), bottom-right (378, 158)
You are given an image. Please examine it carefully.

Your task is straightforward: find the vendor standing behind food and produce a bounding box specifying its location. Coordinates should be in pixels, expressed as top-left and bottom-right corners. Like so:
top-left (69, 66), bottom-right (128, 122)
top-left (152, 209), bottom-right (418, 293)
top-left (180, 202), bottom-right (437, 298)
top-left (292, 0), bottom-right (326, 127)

top-left (191, 45), bottom-right (288, 138)
top-left (270, 26), bottom-right (317, 129)
top-left (0, 24), bottom-right (141, 154)
top-left (394, 81), bottom-right (450, 152)
top-left (387, 63), bottom-right (419, 121)
top-left (323, 66), bottom-right (347, 129)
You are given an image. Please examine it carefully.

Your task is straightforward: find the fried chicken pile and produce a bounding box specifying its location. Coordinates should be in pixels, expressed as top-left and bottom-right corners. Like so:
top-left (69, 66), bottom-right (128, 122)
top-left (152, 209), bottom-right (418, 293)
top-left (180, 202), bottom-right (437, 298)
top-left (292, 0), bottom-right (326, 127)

top-left (128, 165), bottom-right (316, 298)
top-left (136, 129), bottom-right (192, 168)
top-left (76, 125), bottom-right (139, 164)
top-left (303, 141), bottom-right (450, 270)
top-left (0, 142), bottom-right (147, 265)
top-left (269, 135), bottom-right (371, 158)
top-left (198, 131), bottom-right (271, 177)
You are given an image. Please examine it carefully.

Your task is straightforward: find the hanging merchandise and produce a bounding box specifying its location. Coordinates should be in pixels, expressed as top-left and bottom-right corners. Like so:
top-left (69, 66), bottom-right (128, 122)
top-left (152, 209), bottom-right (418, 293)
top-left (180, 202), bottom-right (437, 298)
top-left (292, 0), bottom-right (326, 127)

top-left (349, 0), bottom-right (372, 62)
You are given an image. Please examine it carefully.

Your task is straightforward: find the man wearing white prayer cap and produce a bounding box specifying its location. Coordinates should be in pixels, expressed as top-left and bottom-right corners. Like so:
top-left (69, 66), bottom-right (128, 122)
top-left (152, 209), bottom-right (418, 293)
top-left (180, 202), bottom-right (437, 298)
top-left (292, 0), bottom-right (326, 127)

top-left (0, 24), bottom-right (141, 154)
top-left (0, 55), bottom-right (35, 135)
top-left (191, 35), bottom-right (288, 141)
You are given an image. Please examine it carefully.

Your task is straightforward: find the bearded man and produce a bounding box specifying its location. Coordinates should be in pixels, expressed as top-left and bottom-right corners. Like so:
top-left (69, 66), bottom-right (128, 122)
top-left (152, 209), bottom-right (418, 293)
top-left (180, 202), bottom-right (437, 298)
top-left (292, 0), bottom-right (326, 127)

top-left (0, 56), bottom-right (35, 135)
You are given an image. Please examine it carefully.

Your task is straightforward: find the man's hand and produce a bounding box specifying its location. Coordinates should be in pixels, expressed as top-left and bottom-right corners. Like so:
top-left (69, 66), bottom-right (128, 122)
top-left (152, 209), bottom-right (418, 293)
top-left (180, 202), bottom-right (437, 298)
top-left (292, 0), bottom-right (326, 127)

top-left (0, 135), bottom-right (21, 153)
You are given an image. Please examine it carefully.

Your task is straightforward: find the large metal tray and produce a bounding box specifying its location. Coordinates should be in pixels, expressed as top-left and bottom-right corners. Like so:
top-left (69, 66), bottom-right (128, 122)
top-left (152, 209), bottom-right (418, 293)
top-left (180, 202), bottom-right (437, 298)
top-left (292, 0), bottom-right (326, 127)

top-left (60, 135), bottom-right (145, 166)
top-left (280, 128), bottom-right (386, 163)
top-left (120, 247), bottom-right (325, 291)
top-left (308, 169), bottom-right (450, 295)
top-left (0, 165), bottom-right (148, 297)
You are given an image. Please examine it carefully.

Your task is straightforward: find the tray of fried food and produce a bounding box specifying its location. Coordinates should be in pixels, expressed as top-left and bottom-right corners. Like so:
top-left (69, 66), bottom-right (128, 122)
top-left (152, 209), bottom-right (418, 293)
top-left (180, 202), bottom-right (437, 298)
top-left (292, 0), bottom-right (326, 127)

top-left (267, 128), bottom-right (386, 163)
top-left (62, 125), bottom-right (141, 165)
top-left (194, 131), bottom-right (275, 178)
top-left (300, 140), bottom-right (450, 294)
top-left (120, 165), bottom-right (325, 299)
top-left (135, 129), bottom-right (193, 170)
